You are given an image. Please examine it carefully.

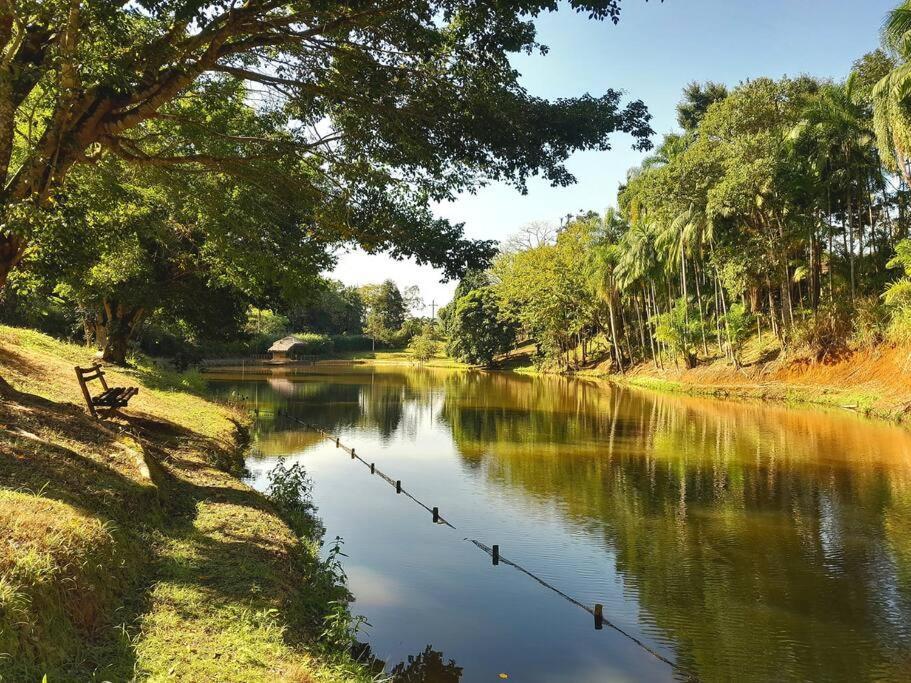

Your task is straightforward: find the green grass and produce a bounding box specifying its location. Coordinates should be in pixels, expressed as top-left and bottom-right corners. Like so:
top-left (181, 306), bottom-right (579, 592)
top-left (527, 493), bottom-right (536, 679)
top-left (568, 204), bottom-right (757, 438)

top-left (0, 325), bottom-right (374, 682)
top-left (618, 373), bottom-right (900, 423)
top-left (327, 348), bottom-right (473, 369)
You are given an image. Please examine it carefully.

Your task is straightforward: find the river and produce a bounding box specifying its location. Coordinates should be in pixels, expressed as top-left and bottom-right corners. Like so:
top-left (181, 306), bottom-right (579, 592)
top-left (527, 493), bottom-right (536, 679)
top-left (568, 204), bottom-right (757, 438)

top-left (206, 364), bottom-right (911, 682)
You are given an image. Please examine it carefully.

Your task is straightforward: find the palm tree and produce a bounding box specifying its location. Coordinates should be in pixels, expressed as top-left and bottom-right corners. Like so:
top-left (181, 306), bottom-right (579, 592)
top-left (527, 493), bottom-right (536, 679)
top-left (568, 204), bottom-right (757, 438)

top-left (873, 1), bottom-right (911, 179)
top-left (795, 80), bottom-right (879, 301)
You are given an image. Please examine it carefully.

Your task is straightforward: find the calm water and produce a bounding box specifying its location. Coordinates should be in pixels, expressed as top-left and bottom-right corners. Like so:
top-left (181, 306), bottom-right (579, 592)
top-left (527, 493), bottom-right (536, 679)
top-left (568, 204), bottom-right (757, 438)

top-left (207, 365), bottom-right (911, 682)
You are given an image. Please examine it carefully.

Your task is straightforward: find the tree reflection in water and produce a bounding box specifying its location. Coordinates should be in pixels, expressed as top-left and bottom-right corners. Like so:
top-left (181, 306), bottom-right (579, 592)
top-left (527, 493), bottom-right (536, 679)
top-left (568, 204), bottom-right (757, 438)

top-left (390, 645), bottom-right (463, 682)
top-left (208, 366), bottom-right (911, 681)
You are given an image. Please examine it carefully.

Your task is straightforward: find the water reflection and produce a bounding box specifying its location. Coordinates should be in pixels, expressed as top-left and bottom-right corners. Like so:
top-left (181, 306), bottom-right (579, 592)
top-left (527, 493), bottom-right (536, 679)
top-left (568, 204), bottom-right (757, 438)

top-left (391, 645), bottom-right (463, 682)
top-left (208, 366), bottom-right (911, 682)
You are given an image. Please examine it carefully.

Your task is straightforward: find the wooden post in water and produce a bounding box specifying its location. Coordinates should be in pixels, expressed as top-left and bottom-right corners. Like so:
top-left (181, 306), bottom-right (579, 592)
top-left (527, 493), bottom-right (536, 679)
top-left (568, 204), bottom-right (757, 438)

top-left (492, 545), bottom-right (499, 566)
top-left (396, 480), bottom-right (402, 494)
top-left (432, 507), bottom-right (439, 523)
top-left (335, 437), bottom-right (339, 448)
top-left (594, 604), bottom-right (603, 630)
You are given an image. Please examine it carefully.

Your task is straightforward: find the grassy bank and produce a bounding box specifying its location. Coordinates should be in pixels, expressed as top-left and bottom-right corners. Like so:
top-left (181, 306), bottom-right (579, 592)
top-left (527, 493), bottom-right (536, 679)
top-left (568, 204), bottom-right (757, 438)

top-left (202, 348), bottom-right (474, 372)
top-left (327, 349), bottom-right (471, 369)
top-left (603, 339), bottom-right (911, 425)
top-left (485, 336), bottom-right (911, 424)
top-left (0, 325), bottom-right (372, 681)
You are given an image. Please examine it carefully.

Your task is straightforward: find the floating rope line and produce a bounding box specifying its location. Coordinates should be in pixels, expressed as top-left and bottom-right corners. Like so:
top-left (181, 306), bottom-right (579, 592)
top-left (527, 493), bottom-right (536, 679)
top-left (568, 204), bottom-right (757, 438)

top-left (277, 411), bottom-right (693, 680)
top-left (281, 413), bottom-right (456, 529)
top-left (468, 539), bottom-right (681, 672)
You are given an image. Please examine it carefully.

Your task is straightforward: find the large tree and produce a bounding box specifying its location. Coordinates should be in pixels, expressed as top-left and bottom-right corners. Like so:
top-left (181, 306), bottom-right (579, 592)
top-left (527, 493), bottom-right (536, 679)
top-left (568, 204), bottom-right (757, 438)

top-left (446, 286), bottom-right (516, 366)
top-left (0, 0), bottom-right (654, 290)
top-left (360, 279), bottom-right (406, 347)
top-left (35, 150), bottom-right (331, 363)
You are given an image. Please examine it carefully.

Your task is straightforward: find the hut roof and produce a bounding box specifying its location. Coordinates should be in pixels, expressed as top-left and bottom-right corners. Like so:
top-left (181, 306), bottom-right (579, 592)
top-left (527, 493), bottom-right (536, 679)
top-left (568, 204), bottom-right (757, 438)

top-left (268, 335), bottom-right (304, 353)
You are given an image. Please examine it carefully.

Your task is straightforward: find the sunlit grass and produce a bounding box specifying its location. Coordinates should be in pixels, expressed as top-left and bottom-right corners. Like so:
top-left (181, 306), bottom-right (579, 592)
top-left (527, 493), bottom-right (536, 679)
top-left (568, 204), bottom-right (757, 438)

top-left (0, 325), bottom-right (374, 681)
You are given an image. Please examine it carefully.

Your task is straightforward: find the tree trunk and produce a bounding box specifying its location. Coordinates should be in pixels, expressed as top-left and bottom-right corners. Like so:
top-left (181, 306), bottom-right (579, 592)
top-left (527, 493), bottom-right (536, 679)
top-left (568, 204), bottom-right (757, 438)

top-left (620, 305), bottom-right (634, 367)
top-left (607, 296), bottom-right (624, 374)
top-left (693, 263), bottom-right (709, 356)
top-left (650, 282), bottom-right (664, 370)
top-left (0, 232), bottom-right (26, 293)
top-left (717, 273), bottom-right (738, 368)
top-left (100, 301), bottom-right (145, 365)
top-left (846, 192), bottom-right (856, 301)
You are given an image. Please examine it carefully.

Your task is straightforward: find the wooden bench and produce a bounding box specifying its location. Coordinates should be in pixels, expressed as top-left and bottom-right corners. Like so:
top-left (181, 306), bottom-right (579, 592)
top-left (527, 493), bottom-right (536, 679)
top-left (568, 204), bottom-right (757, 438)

top-left (75, 364), bottom-right (139, 418)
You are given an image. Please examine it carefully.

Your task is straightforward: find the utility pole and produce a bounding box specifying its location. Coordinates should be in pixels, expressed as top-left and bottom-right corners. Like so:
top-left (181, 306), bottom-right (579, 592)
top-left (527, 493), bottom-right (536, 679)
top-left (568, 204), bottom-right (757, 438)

top-left (430, 299), bottom-right (436, 320)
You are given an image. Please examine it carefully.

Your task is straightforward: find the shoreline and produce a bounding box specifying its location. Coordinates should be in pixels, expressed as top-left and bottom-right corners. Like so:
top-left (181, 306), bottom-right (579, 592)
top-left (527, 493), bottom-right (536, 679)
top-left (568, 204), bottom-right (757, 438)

top-left (591, 345), bottom-right (911, 426)
top-left (216, 344), bottom-right (911, 427)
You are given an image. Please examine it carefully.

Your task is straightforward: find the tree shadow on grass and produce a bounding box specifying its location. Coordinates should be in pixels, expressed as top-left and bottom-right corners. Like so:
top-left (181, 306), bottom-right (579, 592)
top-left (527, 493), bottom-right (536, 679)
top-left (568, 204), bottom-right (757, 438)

top-left (0, 344), bottom-right (46, 381)
top-left (0, 393), bottom-right (163, 681)
top-left (1, 381), bottom-right (346, 680)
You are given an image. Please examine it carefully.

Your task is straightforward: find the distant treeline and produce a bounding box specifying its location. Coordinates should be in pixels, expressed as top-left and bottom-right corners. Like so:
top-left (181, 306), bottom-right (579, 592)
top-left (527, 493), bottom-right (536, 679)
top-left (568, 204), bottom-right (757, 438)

top-left (442, 38), bottom-right (911, 370)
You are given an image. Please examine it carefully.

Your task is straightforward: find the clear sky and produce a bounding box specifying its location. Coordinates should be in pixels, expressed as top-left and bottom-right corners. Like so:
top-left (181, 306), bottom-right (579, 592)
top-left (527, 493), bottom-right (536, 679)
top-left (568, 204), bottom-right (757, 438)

top-left (329, 0), bottom-right (898, 312)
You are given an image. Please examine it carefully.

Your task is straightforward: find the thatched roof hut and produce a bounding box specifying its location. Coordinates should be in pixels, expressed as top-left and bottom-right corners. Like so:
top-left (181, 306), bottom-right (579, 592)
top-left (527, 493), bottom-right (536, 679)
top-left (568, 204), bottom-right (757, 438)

top-left (268, 335), bottom-right (304, 361)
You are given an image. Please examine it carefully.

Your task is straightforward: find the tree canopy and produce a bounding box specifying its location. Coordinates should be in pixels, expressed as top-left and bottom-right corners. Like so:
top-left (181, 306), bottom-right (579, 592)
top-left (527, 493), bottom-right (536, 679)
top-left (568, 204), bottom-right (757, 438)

top-left (0, 0), bottom-right (655, 289)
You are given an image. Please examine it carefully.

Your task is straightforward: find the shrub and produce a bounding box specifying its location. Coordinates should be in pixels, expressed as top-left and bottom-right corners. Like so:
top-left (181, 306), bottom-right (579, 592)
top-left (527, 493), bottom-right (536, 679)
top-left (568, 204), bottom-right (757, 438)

top-left (330, 334), bottom-right (375, 352)
top-left (407, 327), bottom-right (440, 363)
top-left (852, 296), bottom-right (890, 347)
top-left (885, 239), bottom-right (911, 343)
top-left (789, 300), bottom-right (853, 360)
top-left (654, 297), bottom-right (703, 368)
top-left (266, 460), bottom-right (322, 540)
top-left (286, 332), bottom-right (334, 355)
top-left (721, 303), bottom-right (752, 364)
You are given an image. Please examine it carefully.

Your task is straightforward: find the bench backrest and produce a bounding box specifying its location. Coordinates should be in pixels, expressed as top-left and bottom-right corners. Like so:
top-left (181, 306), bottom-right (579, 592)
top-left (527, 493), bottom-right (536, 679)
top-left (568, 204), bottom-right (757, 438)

top-left (75, 364), bottom-right (109, 417)
top-left (75, 364), bottom-right (110, 390)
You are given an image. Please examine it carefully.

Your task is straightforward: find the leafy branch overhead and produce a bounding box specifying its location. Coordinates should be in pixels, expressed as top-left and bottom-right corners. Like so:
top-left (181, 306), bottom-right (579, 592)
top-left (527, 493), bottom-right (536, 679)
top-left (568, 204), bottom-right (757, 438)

top-left (0, 0), bottom-right (654, 286)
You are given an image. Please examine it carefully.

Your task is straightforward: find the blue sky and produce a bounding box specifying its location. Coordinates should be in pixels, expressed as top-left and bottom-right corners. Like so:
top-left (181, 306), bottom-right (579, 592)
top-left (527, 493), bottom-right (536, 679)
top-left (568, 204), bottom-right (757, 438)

top-left (331, 0), bottom-right (898, 311)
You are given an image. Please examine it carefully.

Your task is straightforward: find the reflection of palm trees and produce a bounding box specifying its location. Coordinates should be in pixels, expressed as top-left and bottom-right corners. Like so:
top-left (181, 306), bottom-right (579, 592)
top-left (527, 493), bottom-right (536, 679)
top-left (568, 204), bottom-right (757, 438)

top-left (439, 375), bottom-right (911, 682)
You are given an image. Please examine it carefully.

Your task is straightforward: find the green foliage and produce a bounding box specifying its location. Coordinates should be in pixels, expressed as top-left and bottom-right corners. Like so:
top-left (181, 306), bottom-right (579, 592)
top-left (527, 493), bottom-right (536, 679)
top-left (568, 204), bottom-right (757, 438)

top-left (446, 287), bottom-right (516, 367)
top-left (285, 333), bottom-right (334, 356)
top-left (676, 81), bottom-right (729, 132)
top-left (288, 280), bottom-right (365, 336)
top-left (245, 308), bottom-right (290, 337)
top-left (0, 0), bottom-right (659, 295)
top-left (459, 54), bottom-right (911, 374)
top-left (654, 298), bottom-right (703, 368)
top-left (885, 239), bottom-right (911, 341)
top-left (721, 303), bottom-right (753, 363)
top-left (438, 270), bottom-right (492, 336)
top-left (361, 280), bottom-right (407, 345)
top-left (874, 2), bottom-right (911, 173)
top-left (407, 325), bottom-right (440, 363)
top-left (494, 216), bottom-right (600, 367)
top-left (330, 335), bottom-right (377, 353)
top-left (316, 539), bottom-right (369, 665)
top-left (266, 460), bottom-right (321, 541)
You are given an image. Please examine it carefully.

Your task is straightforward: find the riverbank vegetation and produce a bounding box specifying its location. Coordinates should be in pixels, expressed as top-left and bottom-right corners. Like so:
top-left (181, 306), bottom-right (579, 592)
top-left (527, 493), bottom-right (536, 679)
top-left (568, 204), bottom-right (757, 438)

top-left (441, 7), bottom-right (911, 390)
top-left (0, 325), bottom-right (378, 681)
top-left (0, 0), bottom-right (652, 368)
